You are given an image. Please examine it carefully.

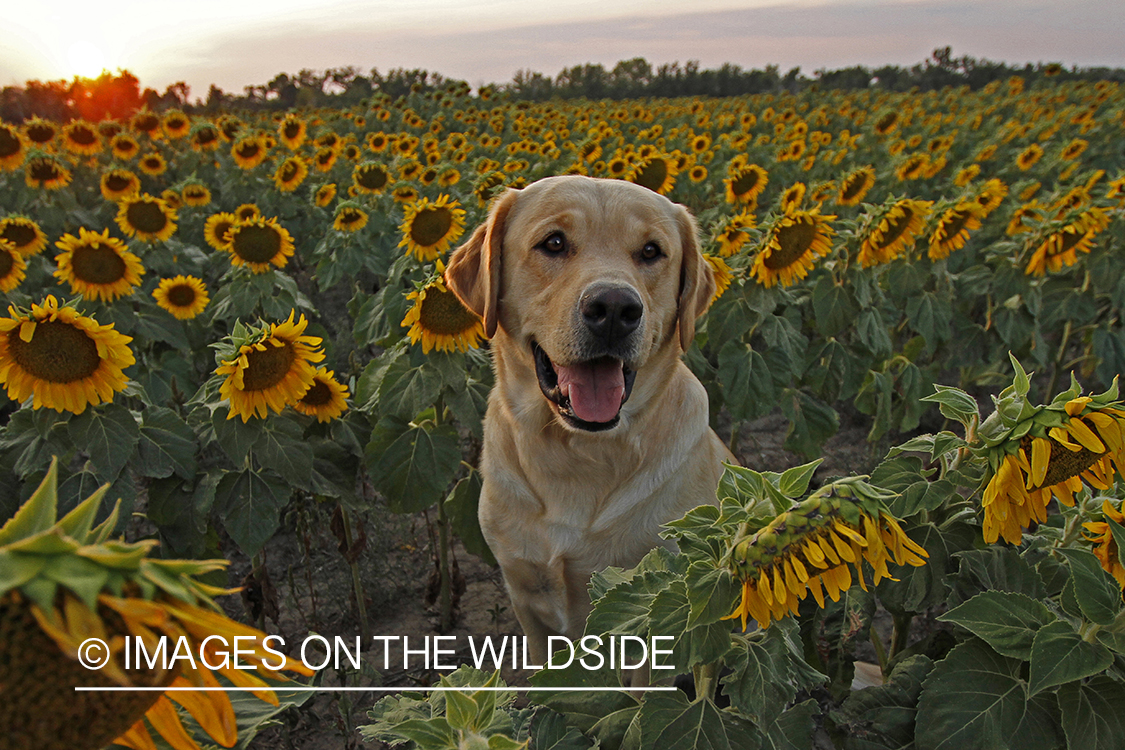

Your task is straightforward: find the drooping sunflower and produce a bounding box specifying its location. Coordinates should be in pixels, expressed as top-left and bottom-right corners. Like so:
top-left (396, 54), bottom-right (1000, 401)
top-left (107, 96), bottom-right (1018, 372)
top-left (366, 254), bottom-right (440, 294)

top-left (438, 166), bottom-right (461, 188)
top-left (0, 239), bottom-right (27, 293)
top-left (225, 216), bottom-right (295, 273)
top-left (110, 133), bottom-right (139, 161)
top-left (99, 168), bottom-right (140, 201)
top-left (215, 311), bottom-right (325, 421)
top-left (1059, 138), bottom-right (1088, 161)
top-left (626, 156), bottom-right (677, 195)
top-left (314, 183), bottom-right (337, 208)
top-left (974, 178), bottom-right (1008, 217)
top-left (978, 364), bottom-right (1125, 545)
top-left (1025, 207), bottom-right (1111, 276)
top-left (0, 462), bottom-right (313, 750)
top-left (54, 228), bottom-right (145, 303)
top-left (0, 295), bottom-right (134, 414)
top-left (779, 182), bottom-right (806, 213)
top-left (24, 154), bottom-right (72, 190)
top-left (404, 266), bottom-right (485, 353)
top-left (928, 203), bottom-right (983, 261)
top-left (398, 194), bottom-right (467, 261)
top-left (61, 120), bottom-right (101, 156)
top-left (836, 166), bottom-right (876, 206)
top-left (1016, 144), bottom-right (1044, 171)
top-left (1083, 500), bottom-right (1125, 588)
top-left (160, 188), bottom-right (184, 211)
top-left (203, 211), bottom-right (238, 251)
top-left (353, 162), bottom-right (390, 194)
top-left (23, 117), bottom-right (57, 146)
top-left (0, 215), bottom-right (49, 257)
top-left (1006, 201), bottom-right (1045, 236)
top-left (234, 203), bottom-right (261, 222)
top-left (333, 202), bottom-right (369, 232)
top-left (0, 123), bottom-right (27, 171)
top-left (856, 198), bottom-right (932, 267)
top-left (724, 164), bottom-right (769, 205)
top-left (750, 208), bottom-right (836, 287)
top-left (231, 135), bottom-right (268, 170)
top-left (714, 212), bottom-right (756, 257)
top-left (954, 164), bottom-right (981, 187)
top-left (189, 122), bottom-right (221, 152)
top-left (704, 254), bottom-right (731, 307)
top-left (131, 110), bottom-right (161, 138)
top-left (895, 153), bottom-right (930, 181)
top-left (138, 151), bottom-right (167, 176)
top-left (181, 182), bottom-right (212, 207)
top-left (292, 367), bottom-right (350, 422)
top-left (278, 114), bottom-right (307, 149)
top-left (115, 193), bottom-right (178, 242)
top-left (723, 478), bottom-right (927, 630)
top-left (272, 155), bottom-right (308, 192)
top-left (393, 183), bottom-right (420, 204)
top-left (153, 275), bottom-right (210, 320)
top-left (313, 146), bottom-right (338, 173)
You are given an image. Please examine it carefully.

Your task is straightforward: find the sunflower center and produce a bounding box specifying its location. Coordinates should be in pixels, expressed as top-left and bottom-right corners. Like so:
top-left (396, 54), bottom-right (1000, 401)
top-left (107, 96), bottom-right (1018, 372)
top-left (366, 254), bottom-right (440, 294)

top-left (410, 208), bottom-right (453, 247)
top-left (0, 249), bottom-right (13, 277)
top-left (632, 159), bottom-right (669, 193)
top-left (283, 122), bottom-right (302, 139)
top-left (166, 284), bottom-right (197, 307)
top-left (280, 161), bottom-right (299, 181)
top-left (767, 219), bottom-right (818, 269)
top-left (1, 224), bottom-right (35, 251)
top-left (339, 209), bottom-right (363, 227)
top-left (300, 380), bottom-right (333, 406)
top-left (419, 286), bottom-right (480, 335)
top-left (29, 160), bottom-right (62, 183)
top-left (941, 211), bottom-right (972, 238)
top-left (242, 342), bottom-right (297, 391)
top-left (231, 225), bottom-right (282, 263)
top-left (357, 166), bottom-right (388, 190)
top-left (27, 124), bottom-right (55, 143)
top-left (69, 126), bottom-right (97, 146)
top-left (1023, 435), bottom-right (1104, 489)
top-left (841, 176), bottom-right (866, 200)
top-left (877, 209), bottom-right (915, 249)
top-left (731, 169), bottom-right (761, 196)
top-left (1056, 230), bottom-right (1089, 256)
top-left (8, 321), bottom-right (100, 383)
top-left (105, 174), bottom-right (133, 192)
top-left (195, 128), bottom-right (218, 146)
top-left (0, 128), bottom-right (19, 158)
top-left (71, 242), bottom-right (127, 284)
top-left (237, 143), bottom-right (261, 159)
top-left (127, 201), bottom-right (168, 234)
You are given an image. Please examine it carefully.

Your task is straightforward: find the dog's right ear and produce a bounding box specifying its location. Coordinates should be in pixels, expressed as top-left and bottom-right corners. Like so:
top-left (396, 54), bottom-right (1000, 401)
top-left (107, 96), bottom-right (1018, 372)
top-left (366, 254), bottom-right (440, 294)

top-left (445, 188), bottom-right (519, 338)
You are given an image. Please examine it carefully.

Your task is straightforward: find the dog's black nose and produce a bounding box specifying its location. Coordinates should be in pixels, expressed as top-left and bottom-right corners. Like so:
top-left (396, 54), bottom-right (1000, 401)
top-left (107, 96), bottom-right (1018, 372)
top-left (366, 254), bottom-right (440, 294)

top-left (580, 283), bottom-right (643, 344)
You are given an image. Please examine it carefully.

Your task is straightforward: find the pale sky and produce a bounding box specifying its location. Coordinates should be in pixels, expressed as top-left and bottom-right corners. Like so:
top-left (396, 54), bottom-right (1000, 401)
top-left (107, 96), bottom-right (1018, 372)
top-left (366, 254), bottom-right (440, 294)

top-left (5, 0), bottom-right (1123, 98)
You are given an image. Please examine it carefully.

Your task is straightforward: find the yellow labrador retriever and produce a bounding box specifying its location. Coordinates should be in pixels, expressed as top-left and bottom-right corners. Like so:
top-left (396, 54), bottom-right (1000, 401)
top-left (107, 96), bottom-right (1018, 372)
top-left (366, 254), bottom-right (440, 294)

top-left (446, 175), bottom-right (732, 664)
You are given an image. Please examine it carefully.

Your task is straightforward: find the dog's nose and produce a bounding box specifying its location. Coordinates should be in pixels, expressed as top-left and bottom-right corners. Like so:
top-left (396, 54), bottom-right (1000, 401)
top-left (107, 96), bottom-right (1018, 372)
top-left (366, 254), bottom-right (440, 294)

top-left (580, 283), bottom-right (643, 343)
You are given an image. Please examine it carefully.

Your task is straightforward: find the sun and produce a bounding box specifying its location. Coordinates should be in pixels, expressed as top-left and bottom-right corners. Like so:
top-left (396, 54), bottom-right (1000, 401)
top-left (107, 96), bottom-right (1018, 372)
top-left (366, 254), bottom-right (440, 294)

top-left (66, 40), bottom-right (106, 78)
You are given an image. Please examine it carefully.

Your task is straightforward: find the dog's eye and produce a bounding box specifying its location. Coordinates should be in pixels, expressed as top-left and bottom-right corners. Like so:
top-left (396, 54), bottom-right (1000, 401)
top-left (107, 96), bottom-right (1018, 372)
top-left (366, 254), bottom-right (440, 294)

top-left (537, 232), bottom-right (567, 255)
top-left (639, 242), bottom-right (663, 262)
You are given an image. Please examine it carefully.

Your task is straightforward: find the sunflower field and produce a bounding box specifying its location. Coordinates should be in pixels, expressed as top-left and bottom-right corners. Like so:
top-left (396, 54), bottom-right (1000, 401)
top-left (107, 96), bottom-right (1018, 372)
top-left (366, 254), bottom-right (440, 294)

top-left (2, 70), bottom-right (1125, 749)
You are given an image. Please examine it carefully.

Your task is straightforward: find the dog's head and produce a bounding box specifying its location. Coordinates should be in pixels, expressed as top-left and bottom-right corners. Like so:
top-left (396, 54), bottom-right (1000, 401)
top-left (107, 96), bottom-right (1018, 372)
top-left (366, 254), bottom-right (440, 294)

top-left (446, 175), bottom-right (714, 432)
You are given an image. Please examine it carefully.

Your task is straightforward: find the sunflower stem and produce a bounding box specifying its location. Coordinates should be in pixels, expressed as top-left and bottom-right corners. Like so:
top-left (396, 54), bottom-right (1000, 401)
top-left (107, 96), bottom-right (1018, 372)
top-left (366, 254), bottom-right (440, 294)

top-left (889, 611), bottom-right (913, 658)
top-left (339, 505), bottom-right (370, 642)
top-left (692, 660), bottom-right (722, 703)
top-left (433, 395), bottom-right (455, 633)
top-left (869, 625), bottom-right (888, 675)
top-left (728, 420), bottom-right (741, 457)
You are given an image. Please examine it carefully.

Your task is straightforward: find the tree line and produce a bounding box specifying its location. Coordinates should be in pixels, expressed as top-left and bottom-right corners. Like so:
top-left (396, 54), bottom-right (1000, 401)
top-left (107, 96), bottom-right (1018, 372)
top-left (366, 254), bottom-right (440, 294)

top-left (3, 48), bottom-right (1123, 123)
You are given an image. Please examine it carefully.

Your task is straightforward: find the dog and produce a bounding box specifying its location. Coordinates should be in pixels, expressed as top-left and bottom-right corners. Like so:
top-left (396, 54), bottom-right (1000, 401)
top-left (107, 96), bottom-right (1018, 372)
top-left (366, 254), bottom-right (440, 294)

top-left (446, 175), bottom-right (732, 665)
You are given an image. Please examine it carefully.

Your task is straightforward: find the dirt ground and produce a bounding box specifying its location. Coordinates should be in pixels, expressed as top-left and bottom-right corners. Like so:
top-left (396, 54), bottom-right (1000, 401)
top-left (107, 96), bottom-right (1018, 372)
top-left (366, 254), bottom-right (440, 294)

top-left (230, 407), bottom-right (895, 749)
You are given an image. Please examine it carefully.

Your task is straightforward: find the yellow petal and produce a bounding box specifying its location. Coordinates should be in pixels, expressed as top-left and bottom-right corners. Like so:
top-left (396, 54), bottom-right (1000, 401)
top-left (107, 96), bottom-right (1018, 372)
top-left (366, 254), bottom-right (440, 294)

top-left (146, 695), bottom-right (204, 750)
top-left (1067, 418), bottom-right (1106, 453)
top-left (1030, 437), bottom-right (1050, 488)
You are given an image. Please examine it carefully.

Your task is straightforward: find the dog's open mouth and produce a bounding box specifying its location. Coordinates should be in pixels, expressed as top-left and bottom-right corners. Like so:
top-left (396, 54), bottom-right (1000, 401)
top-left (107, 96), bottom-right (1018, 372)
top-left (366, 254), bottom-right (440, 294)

top-left (532, 341), bottom-right (636, 431)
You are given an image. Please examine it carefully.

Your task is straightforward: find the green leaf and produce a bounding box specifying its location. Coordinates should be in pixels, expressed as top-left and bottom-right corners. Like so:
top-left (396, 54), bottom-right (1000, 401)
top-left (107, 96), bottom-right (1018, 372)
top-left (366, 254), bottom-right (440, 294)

top-left (954, 548), bottom-right (1047, 600)
top-left (833, 655), bottom-right (933, 750)
top-left (761, 699), bottom-right (817, 750)
top-left (803, 338), bottom-right (851, 403)
top-left (812, 276), bottom-right (858, 337)
top-left (0, 458), bottom-right (60, 546)
top-left (635, 691), bottom-right (760, 750)
top-left (921, 385), bottom-right (980, 426)
top-left (780, 389), bottom-right (838, 458)
top-left (252, 416), bottom-right (312, 489)
top-left (391, 718), bottom-right (456, 749)
top-left (778, 459), bottom-right (822, 499)
top-left (1027, 620), bottom-right (1113, 696)
top-left (40, 554), bottom-right (110, 610)
top-left (365, 416), bottom-right (462, 514)
top-left (1056, 548), bottom-right (1121, 625)
top-left (856, 309), bottom-right (892, 359)
top-left (445, 471), bottom-right (496, 566)
top-left (878, 521), bottom-right (975, 614)
top-left (135, 406), bottom-right (197, 479)
top-left (213, 469), bottom-right (290, 558)
top-left (68, 404), bottom-right (140, 481)
top-left (210, 406), bottom-right (261, 464)
top-left (684, 562), bottom-right (740, 629)
top-left (445, 689), bottom-right (479, 731)
top-left (378, 356), bottom-right (443, 420)
top-left (939, 591), bottom-right (1057, 660)
top-left (1057, 676), bottom-right (1125, 750)
top-left (525, 709), bottom-right (594, 750)
top-left (647, 580), bottom-right (734, 673)
top-left (722, 629), bottom-right (798, 726)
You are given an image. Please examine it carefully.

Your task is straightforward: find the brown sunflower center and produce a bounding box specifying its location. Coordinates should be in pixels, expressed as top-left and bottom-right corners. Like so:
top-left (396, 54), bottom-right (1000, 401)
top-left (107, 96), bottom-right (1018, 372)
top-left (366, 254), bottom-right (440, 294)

top-left (166, 284), bottom-right (197, 307)
top-left (8, 320), bottom-right (100, 383)
top-left (940, 211), bottom-right (972, 239)
top-left (356, 166), bottom-right (388, 190)
top-left (1, 224), bottom-right (36, 251)
top-left (71, 243), bottom-right (127, 284)
top-left (877, 208), bottom-right (916, 249)
top-left (300, 380), bottom-right (333, 406)
top-left (338, 209), bottom-right (364, 227)
top-left (126, 201), bottom-right (168, 234)
top-left (731, 169), bottom-right (761, 196)
top-left (69, 126), bottom-right (97, 146)
top-left (0, 248), bottom-right (13, 277)
top-left (410, 208), bottom-right (453, 247)
top-left (841, 175), bottom-right (867, 200)
top-left (231, 225), bottom-right (282, 263)
top-left (134, 114), bottom-right (159, 132)
top-left (105, 173), bottom-right (134, 192)
top-left (26, 124), bottom-right (55, 143)
top-left (0, 128), bottom-right (20, 158)
top-left (631, 159), bottom-right (669, 193)
top-left (1055, 229), bottom-right (1090, 256)
top-left (419, 286), bottom-right (480, 335)
top-left (283, 122), bottom-right (302, 139)
top-left (114, 140), bottom-right (138, 156)
top-left (28, 160), bottom-right (63, 183)
top-left (767, 219), bottom-right (818, 269)
top-left (236, 142), bottom-right (261, 159)
top-left (242, 341), bottom-right (296, 391)
top-left (279, 161), bottom-right (299, 181)
top-left (1022, 434), bottom-right (1104, 489)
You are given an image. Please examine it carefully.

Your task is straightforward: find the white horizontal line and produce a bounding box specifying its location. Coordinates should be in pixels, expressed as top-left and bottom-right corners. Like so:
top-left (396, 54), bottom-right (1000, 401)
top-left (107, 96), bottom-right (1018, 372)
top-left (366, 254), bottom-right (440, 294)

top-left (75, 686), bottom-right (676, 692)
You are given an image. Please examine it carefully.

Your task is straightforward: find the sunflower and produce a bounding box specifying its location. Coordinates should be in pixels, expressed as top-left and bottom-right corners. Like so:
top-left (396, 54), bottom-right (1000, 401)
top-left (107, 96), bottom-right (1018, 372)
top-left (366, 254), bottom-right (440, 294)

top-left (1006, 201), bottom-right (1044, 236)
top-left (857, 199), bottom-right (932, 267)
top-left (153, 275), bottom-right (210, 320)
top-left (438, 167), bottom-right (461, 188)
top-left (366, 131), bottom-right (390, 153)
top-left (313, 146), bottom-right (338, 173)
top-left (160, 188), bottom-right (183, 211)
top-left (1084, 500), bottom-right (1125, 588)
top-left (181, 182), bottom-right (212, 207)
top-left (836, 166), bottom-right (876, 206)
top-left (138, 151), bottom-right (167, 176)
top-left (231, 136), bottom-right (268, 170)
top-left (974, 178), bottom-right (1008, 217)
top-left (130, 110), bottom-right (161, 138)
top-left (0, 463), bottom-right (313, 750)
top-left (24, 118), bottom-right (57, 146)
top-left (895, 153), bottom-right (929, 181)
top-left (225, 216), bottom-right (295, 273)
top-left (189, 122), bottom-right (221, 152)
top-left (398, 194), bottom-right (467, 261)
top-left (353, 162), bottom-right (390, 194)
top-left (979, 374), bottom-right (1125, 545)
top-left (203, 212), bottom-right (237, 251)
top-left (873, 111), bottom-right (899, 136)
top-left (714, 212), bottom-right (756, 257)
top-left (273, 155), bottom-right (308, 192)
top-left (61, 120), bottom-right (101, 156)
top-left (724, 164), bottom-right (769, 205)
top-left (25, 154), bottom-right (72, 190)
top-left (314, 183), bottom-right (338, 208)
top-left (723, 479), bottom-right (927, 630)
top-left (0, 123), bottom-right (27, 171)
top-left (1025, 207), bottom-right (1111, 276)
top-left (954, 164), bottom-right (981, 187)
top-left (99, 168), bottom-right (140, 201)
top-left (292, 367), bottom-right (350, 422)
top-left (216, 311), bottom-right (325, 421)
top-left (333, 202), bottom-right (369, 232)
top-left (234, 203), bottom-right (261, 223)
top-left (115, 193), bottom-right (178, 242)
top-left (278, 114), bottom-right (307, 149)
top-left (779, 182), bottom-right (806, 213)
top-left (928, 203), bottom-right (983, 261)
top-left (750, 208), bottom-right (836, 287)
top-left (1059, 138), bottom-right (1088, 161)
top-left (688, 165), bottom-right (708, 183)
top-left (0, 239), bottom-right (27, 293)
top-left (1016, 144), bottom-right (1044, 171)
top-left (110, 133), bottom-right (139, 161)
top-left (704, 254), bottom-right (731, 307)
top-left (393, 183), bottom-right (420, 204)
top-left (0, 295), bottom-right (134, 414)
top-left (404, 265), bottom-right (485, 353)
top-left (54, 228), bottom-right (144, 303)
top-left (626, 156), bottom-right (677, 195)
top-left (0, 216), bottom-right (49, 257)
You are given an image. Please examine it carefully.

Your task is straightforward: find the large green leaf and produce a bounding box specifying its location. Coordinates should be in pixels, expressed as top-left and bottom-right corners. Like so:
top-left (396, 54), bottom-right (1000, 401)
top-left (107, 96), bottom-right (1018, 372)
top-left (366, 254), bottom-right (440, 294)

top-left (251, 415), bottom-right (312, 489)
top-left (1027, 620), bottom-right (1113, 696)
top-left (68, 403), bottom-right (140, 481)
top-left (938, 591), bottom-right (1057, 660)
top-left (365, 416), bottom-right (462, 513)
top-left (635, 692), bottom-right (760, 750)
top-left (1057, 676), bottom-right (1125, 750)
top-left (1055, 548), bottom-right (1121, 625)
top-left (213, 468), bottom-right (291, 557)
top-left (445, 470), bottom-right (496, 566)
top-left (812, 275), bottom-right (859, 337)
top-left (135, 406), bottom-right (197, 479)
top-left (832, 655), bottom-right (934, 750)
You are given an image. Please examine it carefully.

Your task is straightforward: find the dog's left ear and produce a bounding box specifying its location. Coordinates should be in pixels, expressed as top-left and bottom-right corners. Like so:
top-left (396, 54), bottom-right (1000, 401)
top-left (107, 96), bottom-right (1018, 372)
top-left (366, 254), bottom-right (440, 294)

top-left (676, 206), bottom-right (715, 352)
top-left (446, 188), bottom-right (519, 338)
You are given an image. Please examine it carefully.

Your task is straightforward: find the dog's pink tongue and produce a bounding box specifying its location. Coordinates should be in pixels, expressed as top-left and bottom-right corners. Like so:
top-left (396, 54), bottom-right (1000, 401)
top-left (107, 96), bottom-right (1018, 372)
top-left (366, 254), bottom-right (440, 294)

top-left (557, 360), bottom-right (625, 423)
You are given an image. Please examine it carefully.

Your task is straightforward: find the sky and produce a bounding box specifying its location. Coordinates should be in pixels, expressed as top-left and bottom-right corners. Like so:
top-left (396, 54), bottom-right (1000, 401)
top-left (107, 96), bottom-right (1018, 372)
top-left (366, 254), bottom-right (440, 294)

top-left (5, 0), bottom-right (1124, 98)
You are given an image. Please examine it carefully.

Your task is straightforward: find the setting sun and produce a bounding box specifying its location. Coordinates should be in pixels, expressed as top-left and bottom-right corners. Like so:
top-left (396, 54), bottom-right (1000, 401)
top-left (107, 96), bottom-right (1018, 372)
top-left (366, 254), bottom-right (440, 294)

top-left (66, 40), bottom-right (107, 78)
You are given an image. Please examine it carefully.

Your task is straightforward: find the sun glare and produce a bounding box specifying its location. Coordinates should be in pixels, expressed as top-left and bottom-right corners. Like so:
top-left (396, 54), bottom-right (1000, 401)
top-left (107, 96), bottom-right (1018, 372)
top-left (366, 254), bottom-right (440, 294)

top-left (67, 40), bottom-right (107, 78)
